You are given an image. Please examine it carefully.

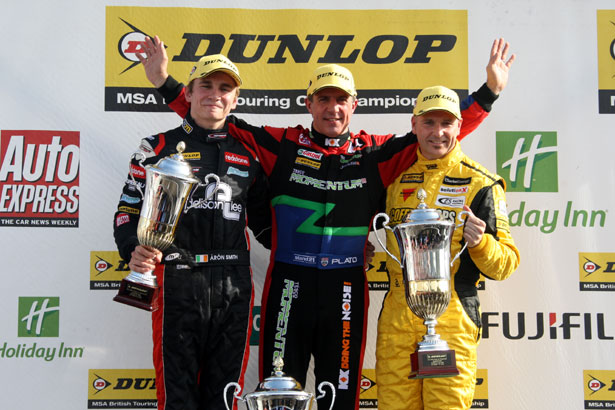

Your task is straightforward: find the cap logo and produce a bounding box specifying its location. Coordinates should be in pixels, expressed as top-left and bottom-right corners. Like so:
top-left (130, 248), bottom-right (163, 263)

top-left (317, 71), bottom-right (351, 82)
top-left (422, 94), bottom-right (457, 103)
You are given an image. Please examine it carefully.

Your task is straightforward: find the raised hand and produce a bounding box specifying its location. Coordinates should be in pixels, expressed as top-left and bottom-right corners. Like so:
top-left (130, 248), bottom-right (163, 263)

top-left (486, 38), bottom-right (516, 95)
top-left (135, 35), bottom-right (169, 88)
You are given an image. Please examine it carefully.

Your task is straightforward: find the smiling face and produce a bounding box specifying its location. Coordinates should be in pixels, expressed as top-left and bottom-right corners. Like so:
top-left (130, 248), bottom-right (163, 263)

top-left (412, 110), bottom-right (462, 160)
top-left (305, 87), bottom-right (357, 138)
top-left (185, 72), bottom-right (238, 129)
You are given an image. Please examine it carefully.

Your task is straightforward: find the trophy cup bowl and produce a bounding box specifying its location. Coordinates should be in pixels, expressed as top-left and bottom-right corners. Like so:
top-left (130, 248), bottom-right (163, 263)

top-left (224, 357), bottom-right (336, 410)
top-left (373, 189), bottom-right (468, 378)
top-left (113, 142), bottom-right (202, 312)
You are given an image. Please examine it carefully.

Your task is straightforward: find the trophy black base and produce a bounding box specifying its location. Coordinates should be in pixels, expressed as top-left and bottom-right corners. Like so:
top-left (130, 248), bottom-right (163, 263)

top-left (409, 349), bottom-right (459, 379)
top-left (113, 278), bottom-right (159, 312)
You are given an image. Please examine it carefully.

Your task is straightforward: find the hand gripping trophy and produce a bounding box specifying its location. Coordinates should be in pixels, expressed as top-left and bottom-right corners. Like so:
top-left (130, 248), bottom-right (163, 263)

top-left (113, 142), bottom-right (218, 311)
top-left (373, 188), bottom-right (468, 378)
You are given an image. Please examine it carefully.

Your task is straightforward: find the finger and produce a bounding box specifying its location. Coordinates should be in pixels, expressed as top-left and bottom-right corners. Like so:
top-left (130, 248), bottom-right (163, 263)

top-left (500, 41), bottom-right (510, 62)
top-left (505, 53), bottom-right (516, 68)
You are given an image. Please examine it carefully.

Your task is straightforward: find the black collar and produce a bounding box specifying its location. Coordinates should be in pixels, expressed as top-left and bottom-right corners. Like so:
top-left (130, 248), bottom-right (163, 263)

top-left (181, 114), bottom-right (229, 143)
top-left (309, 127), bottom-right (350, 148)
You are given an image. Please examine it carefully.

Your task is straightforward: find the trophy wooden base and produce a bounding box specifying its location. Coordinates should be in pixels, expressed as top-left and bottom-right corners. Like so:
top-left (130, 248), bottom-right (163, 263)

top-left (409, 349), bottom-right (459, 379)
top-left (113, 278), bottom-right (159, 312)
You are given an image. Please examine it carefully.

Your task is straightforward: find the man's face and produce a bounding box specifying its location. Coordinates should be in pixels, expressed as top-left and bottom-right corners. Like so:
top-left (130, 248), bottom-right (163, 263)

top-left (185, 72), bottom-right (238, 129)
top-left (412, 110), bottom-right (462, 160)
top-left (305, 88), bottom-right (357, 138)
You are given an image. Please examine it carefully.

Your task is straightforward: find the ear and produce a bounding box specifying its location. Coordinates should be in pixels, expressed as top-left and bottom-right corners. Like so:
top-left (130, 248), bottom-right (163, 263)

top-left (411, 115), bottom-right (417, 134)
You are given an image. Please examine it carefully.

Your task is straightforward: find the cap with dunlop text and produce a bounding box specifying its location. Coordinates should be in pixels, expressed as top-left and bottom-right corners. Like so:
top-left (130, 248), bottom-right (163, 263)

top-left (307, 64), bottom-right (357, 97)
top-left (187, 54), bottom-right (242, 86)
top-left (413, 85), bottom-right (461, 120)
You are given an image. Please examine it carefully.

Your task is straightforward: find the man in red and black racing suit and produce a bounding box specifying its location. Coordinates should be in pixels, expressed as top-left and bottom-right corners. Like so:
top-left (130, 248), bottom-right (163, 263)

top-left (113, 55), bottom-right (271, 410)
top-left (143, 35), bottom-right (513, 410)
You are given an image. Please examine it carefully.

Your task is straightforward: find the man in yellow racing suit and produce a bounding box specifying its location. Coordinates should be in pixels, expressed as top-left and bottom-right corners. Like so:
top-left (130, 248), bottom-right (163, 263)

top-left (376, 85), bottom-right (520, 410)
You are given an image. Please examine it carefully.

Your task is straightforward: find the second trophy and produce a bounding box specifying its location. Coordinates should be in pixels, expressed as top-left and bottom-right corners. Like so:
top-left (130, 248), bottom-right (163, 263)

top-left (374, 188), bottom-right (468, 378)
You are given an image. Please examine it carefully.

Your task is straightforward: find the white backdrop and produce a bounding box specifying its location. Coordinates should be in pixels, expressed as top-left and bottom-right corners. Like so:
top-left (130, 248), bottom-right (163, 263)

top-left (1, 1), bottom-right (614, 409)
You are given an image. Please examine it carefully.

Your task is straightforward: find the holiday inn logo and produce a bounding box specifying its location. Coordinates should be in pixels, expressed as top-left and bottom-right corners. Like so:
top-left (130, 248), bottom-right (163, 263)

top-left (18, 297), bottom-right (60, 337)
top-left (496, 132), bottom-right (558, 192)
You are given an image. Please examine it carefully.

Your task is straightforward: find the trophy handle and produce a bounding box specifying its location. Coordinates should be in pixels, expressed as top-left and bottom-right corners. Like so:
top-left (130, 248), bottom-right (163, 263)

top-left (203, 173), bottom-right (222, 201)
top-left (450, 210), bottom-right (470, 267)
top-left (223, 382), bottom-right (243, 410)
top-left (372, 213), bottom-right (402, 267)
top-left (316, 381), bottom-right (336, 410)
top-left (129, 151), bottom-right (147, 198)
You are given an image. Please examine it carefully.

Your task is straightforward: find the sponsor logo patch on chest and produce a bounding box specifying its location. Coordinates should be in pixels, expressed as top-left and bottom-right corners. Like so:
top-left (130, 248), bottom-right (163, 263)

top-left (435, 195), bottom-right (466, 208)
top-left (225, 152), bottom-right (250, 166)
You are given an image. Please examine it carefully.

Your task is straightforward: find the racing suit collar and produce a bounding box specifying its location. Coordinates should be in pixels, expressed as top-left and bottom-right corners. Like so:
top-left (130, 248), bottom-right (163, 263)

top-left (309, 127), bottom-right (350, 148)
top-left (416, 142), bottom-right (464, 171)
top-left (181, 113), bottom-right (229, 143)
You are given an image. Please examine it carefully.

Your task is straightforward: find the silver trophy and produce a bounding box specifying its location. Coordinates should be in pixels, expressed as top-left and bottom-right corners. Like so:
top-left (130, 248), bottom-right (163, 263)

top-left (113, 141), bottom-right (219, 311)
top-left (224, 357), bottom-right (336, 410)
top-left (373, 188), bottom-right (468, 378)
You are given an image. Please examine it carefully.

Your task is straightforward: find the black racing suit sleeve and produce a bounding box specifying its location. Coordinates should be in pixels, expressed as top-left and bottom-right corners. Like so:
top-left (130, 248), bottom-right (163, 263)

top-left (247, 166), bottom-right (272, 250)
top-left (157, 76), bottom-right (184, 105)
top-left (471, 83), bottom-right (499, 112)
top-left (113, 155), bottom-right (146, 263)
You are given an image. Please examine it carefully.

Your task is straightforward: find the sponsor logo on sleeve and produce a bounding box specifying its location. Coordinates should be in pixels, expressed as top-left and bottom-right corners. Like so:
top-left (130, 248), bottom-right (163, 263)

top-left (225, 152), bottom-right (250, 167)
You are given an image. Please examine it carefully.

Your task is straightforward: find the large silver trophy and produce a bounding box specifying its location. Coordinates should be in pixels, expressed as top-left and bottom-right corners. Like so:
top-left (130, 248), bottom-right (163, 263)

top-left (373, 189), bottom-right (468, 378)
top-left (224, 357), bottom-right (336, 410)
top-left (114, 142), bottom-right (217, 312)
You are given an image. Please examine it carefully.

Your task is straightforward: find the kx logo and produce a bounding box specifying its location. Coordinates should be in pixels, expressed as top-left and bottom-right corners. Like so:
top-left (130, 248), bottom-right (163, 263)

top-left (18, 297), bottom-right (60, 337)
top-left (496, 132), bottom-right (558, 192)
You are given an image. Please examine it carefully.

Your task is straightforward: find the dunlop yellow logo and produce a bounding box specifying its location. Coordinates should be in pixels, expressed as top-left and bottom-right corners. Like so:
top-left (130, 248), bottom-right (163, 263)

top-left (597, 10), bottom-right (615, 113)
top-left (88, 369), bottom-right (156, 409)
top-left (583, 370), bottom-right (615, 406)
top-left (105, 7), bottom-right (467, 114)
top-left (90, 251), bottom-right (130, 289)
top-left (366, 251), bottom-right (390, 291)
top-left (359, 368), bottom-right (378, 408)
top-left (579, 252), bottom-right (615, 291)
top-left (472, 369), bottom-right (489, 408)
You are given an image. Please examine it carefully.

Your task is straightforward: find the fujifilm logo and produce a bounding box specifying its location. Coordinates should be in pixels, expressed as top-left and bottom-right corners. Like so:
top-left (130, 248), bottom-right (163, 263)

top-left (18, 297), bottom-right (60, 337)
top-left (496, 132), bottom-right (558, 192)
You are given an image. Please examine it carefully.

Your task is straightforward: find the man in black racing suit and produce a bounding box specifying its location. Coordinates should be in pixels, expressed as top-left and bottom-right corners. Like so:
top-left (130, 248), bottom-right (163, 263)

top-left (113, 54), bottom-right (271, 410)
top-left (138, 36), bottom-right (514, 410)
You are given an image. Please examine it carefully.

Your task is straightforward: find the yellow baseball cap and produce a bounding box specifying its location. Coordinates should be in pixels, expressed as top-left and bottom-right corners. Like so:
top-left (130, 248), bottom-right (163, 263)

top-left (307, 64), bottom-right (357, 97)
top-left (187, 54), bottom-right (242, 86)
top-left (413, 85), bottom-right (461, 120)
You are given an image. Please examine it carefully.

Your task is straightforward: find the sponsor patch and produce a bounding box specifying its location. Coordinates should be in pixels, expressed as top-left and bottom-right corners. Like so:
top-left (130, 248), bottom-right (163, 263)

top-left (182, 152), bottom-right (201, 160)
top-left (227, 166), bottom-right (249, 178)
top-left (208, 132), bottom-right (227, 140)
top-left (118, 206), bottom-right (140, 214)
top-left (120, 194), bottom-right (140, 204)
top-left (165, 253), bottom-right (180, 261)
top-left (439, 185), bottom-right (468, 194)
top-left (129, 164), bottom-right (145, 178)
top-left (401, 188), bottom-right (416, 201)
top-left (498, 199), bottom-right (508, 217)
top-left (435, 195), bottom-right (465, 208)
top-left (225, 152), bottom-right (250, 166)
top-left (182, 118), bottom-right (193, 134)
top-left (116, 213), bottom-right (130, 226)
top-left (298, 134), bottom-right (312, 147)
top-left (298, 149), bottom-right (323, 161)
top-left (325, 138), bottom-right (341, 147)
top-left (295, 157), bottom-right (321, 170)
top-left (400, 173), bottom-right (424, 184)
top-left (443, 176), bottom-right (471, 185)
